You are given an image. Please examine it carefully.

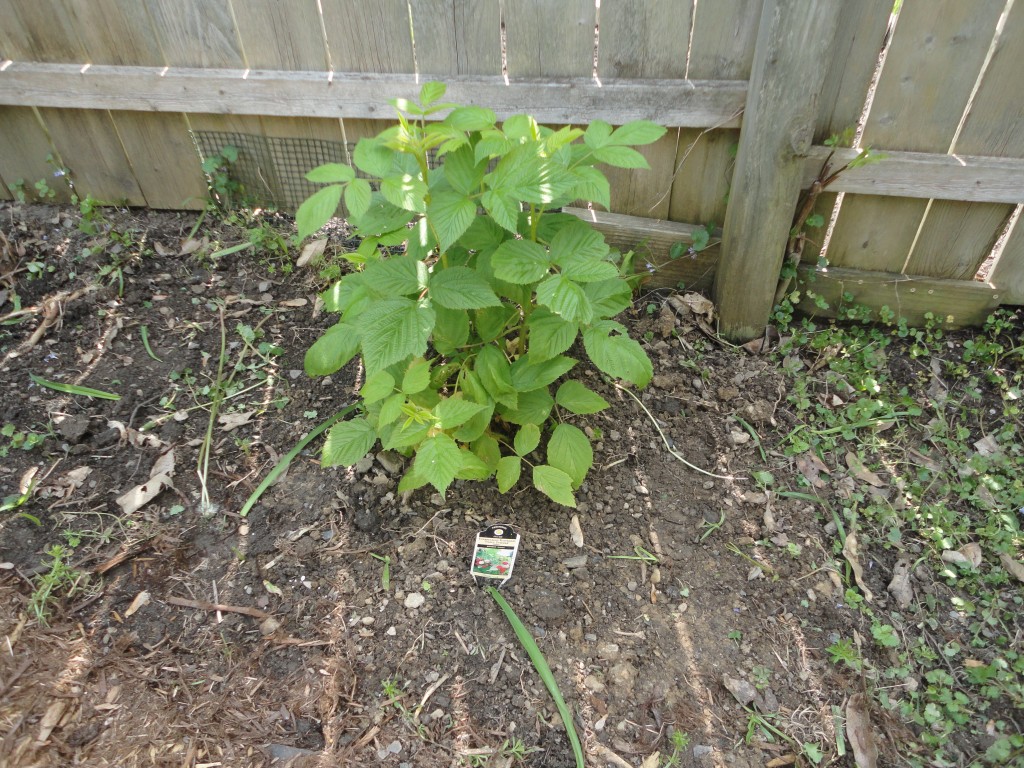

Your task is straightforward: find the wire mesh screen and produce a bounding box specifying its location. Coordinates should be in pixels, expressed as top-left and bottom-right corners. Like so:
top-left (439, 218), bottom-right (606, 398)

top-left (194, 131), bottom-right (350, 211)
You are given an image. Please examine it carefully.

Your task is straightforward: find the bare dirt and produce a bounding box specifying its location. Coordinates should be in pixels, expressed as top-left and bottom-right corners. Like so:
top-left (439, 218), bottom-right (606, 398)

top-left (0, 202), bottom-right (1005, 768)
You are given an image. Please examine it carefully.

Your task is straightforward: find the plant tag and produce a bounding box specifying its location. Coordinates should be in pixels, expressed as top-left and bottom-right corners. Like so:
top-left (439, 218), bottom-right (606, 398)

top-left (471, 523), bottom-right (520, 586)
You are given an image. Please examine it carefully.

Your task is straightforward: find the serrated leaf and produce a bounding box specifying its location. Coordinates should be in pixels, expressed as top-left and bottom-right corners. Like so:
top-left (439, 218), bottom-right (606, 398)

top-left (360, 370), bottom-right (395, 403)
top-left (420, 80), bottom-right (446, 106)
top-left (550, 220), bottom-right (609, 263)
top-left (583, 326), bottom-right (653, 387)
top-left (443, 144), bottom-right (487, 196)
top-left (594, 145), bottom-right (650, 169)
top-left (528, 308), bottom-right (578, 361)
top-left (360, 298), bottom-right (435, 374)
top-left (353, 137), bottom-right (396, 177)
top-left (475, 131), bottom-right (514, 163)
top-left (433, 305), bottom-right (470, 353)
top-left (498, 387), bottom-right (553, 426)
top-left (532, 464), bottom-right (576, 507)
top-left (350, 193), bottom-right (416, 235)
top-left (496, 455), bottom-right (522, 493)
top-left (446, 105), bottom-right (497, 132)
top-left (482, 190), bottom-right (521, 233)
top-left (510, 353), bottom-right (576, 392)
top-left (435, 398), bottom-right (488, 429)
top-left (455, 450), bottom-right (493, 481)
top-left (567, 166), bottom-right (611, 209)
top-left (555, 380), bottom-right (609, 414)
top-left (401, 357), bottom-right (431, 394)
top-left (537, 274), bottom-right (594, 324)
top-left (363, 254), bottom-right (427, 297)
top-left (381, 420), bottom-right (430, 450)
top-left (492, 239), bottom-right (551, 284)
top-left (323, 418), bottom-right (377, 467)
top-left (427, 191), bottom-right (476, 252)
top-left (414, 434), bottom-right (463, 495)
top-left (584, 278), bottom-right (633, 319)
top-left (474, 305), bottom-right (517, 342)
top-left (296, 185), bottom-right (343, 241)
top-left (548, 423), bottom-right (592, 489)
top-left (430, 267), bottom-right (501, 310)
top-left (397, 466), bottom-right (429, 494)
top-left (584, 120), bottom-right (613, 149)
top-left (475, 344), bottom-right (517, 409)
top-left (459, 216), bottom-right (507, 251)
top-left (452, 402), bottom-right (493, 443)
top-left (305, 163), bottom-right (355, 184)
top-left (473, 434), bottom-right (501, 469)
top-left (609, 121), bottom-right (667, 146)
top-left (305, 322), bottom-right (361, 376)
top-left (345, 178), bottom-right (372, 218)
top-left (381, 173), bottom-right (428, 212)
top-left (514, 424), bottom-right (541, 456)
top-left (378, 392), bottom-right (406, 426)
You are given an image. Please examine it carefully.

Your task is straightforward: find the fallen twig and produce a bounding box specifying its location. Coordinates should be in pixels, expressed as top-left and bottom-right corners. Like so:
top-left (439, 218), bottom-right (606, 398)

top-left (164, 595), bottom-right (269, 619)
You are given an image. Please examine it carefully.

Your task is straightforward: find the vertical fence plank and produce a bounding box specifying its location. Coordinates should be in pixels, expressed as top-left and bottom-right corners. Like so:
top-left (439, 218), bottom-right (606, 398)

top-left (504, 0), bottom-right (596, 77)
top-left (905, 3), bottom-right (1024, 279)
top-left (668, 0), bottom-right (761, 228)
top-left (411, 0), bottom-right (502, 76)
top-left (0, 0), bottom-right (145, 204)
top-left (0, 172), bottom-right (11, 200)
top-left (321, 0), bottom-right (416, 152)
top-left (989, 222), bottom-right (1024, 305)
top-left (595, 0), bottom-right (685, 219)
top-left (63, 0), bottom-right (207, 209)
top-left (0, 108), bottom-right (64, 203)
top-left (824, 0), bottom-right (1005, 273)
top-left (714, 0), bottom-right (843, 341)
top-left (800, 0), bottom-right (893, 264)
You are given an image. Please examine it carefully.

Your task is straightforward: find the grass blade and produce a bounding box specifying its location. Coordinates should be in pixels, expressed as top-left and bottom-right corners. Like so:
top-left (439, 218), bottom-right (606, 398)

top-left (239, 404), bottom-right (358, 517)
top-left (139, 324), bottom-right (162, 362)
top-left (486, 586), bottom-right (584, 768)
top-left (30, 374), bottom-right (120, 400)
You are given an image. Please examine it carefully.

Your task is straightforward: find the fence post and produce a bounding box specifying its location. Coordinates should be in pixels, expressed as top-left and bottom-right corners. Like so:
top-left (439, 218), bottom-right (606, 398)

top-left (713, 0), bottom-right (844, 341)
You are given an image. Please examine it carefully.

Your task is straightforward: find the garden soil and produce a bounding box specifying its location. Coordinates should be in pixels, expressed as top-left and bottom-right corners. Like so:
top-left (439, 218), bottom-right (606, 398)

top-left (0, 203), bottom-right (998, 767)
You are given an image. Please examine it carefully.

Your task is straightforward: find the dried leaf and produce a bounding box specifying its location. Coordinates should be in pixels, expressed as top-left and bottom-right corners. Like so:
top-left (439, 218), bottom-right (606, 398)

top-left (842, 532), bottom-right (874, 601)
top-left (37, 699), bottom-right (67, 743)
top-left (154, 241), bottom-right (173, 256)
top-left (278, 297), bottom-right (308, 307)
top-left (124, 590), bottom-right (151, 617)
top-left (116, 473), bottom-right (171, 514)
top-left (998, 553), bottom-right (1024, 582)
top-left (886, 559), bottom-right (913, 609)
top-left (796, 453), bottom-right (830, 489)
top-left (296, 238), bottom-right (327, 267)
top-left (150, 448), bottom-right (175, 479)
top-left (973, 434), bottom-right (1000, 456)
top-left (846, 693), bottom-right (879, 768)
top-left (845, 452), bottom-right (885, 488)
top-left (263, 580), bottom-right (283, 596)
top-left (218, 410), bottom-right (255, 432)
top-left (569, 515), bottom-right (584, 548)
top-left (958, 542), bottom-right (983, 569)
top-left (640, 752), bottom-right (661, 768)
top-left (941, 550), bottom-right (973, 569)
top-left (179, 237), bottom-right (203, 256)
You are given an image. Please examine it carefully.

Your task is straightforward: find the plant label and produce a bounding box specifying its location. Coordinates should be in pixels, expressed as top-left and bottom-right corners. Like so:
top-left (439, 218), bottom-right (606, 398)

top-left (471, 524), bottom-right (520, 586)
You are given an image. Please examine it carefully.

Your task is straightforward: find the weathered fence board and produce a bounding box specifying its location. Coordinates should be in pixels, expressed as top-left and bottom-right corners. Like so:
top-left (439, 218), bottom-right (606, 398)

top-left (504, 0), bottom-right (596, 78)
top-left (905, 2), bottom-right (1024, 280)
top-left (411, 0), bottom-right (501, 77)
top-left (825, 0), bottom-right (1006, 273)
top-left (0, 108), bottom-right (66, 203)
top-left (989, 220), bottom-right (1024, 305)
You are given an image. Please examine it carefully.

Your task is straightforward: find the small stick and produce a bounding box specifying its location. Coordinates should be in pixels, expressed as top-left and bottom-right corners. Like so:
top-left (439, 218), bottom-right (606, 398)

top-left (164, 595), bottom-right (269, 619)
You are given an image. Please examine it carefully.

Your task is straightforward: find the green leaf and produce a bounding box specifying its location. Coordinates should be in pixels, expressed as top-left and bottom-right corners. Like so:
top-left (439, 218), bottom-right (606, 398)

top-left (345, 178), bottom-right (372, 218)
top-left (482, 189), bottom-right (520, 233)
top-left (435, 398), bottom-right (488, 429)
top-left (496, 455), bottom-right (522, 493)
top-left (567, 166), bottom-right (611, 209)
top-left (459, 216), bottom-right (507, 251)
top-left (609, 121), bottom-right (667, 146)
top-left (537, 274), bottom-right (594, 324)
top-left (401, 357), bottom-right (431, 394)
top-left (452, 402), bottom-right (494, 442)
top-left (555, 380), bottom-right (609, 414)
top-left (528, 308), bottom-right (577, 361)
top-left (305, 322), bottom-right (361, 376)
top-left (430, 266), bottom-right (501, 310)
top-left (594, 145), bottom-right (649, 169)
top-left (296, 185), bottom-right (343, 240)
top-left (475, 344), bottom-right (517, 409)
top-left (547, 423), bottom-right (592, 489)
top-left (380, 173), bottom-right (428, 212)
top-left (510, 353), bottom-right (576, 392)
top-left (532, 464), bottom-right (577, 507)
top-left (305, 163), bottom-right (355, 183)
top-left (584, 278), bottom-right (633, 319)
top-left (381, 420), bottom-right (430, 450)
top-left (427, 191), bottom-right (476, 252)
top-left (455, 450), bottom-right (493, 481)
top-left (446, 105), bottom-right (497, 132)
top-left (443, 144), bottom-right (487, 196)
top-left (322, 418), bottom-right (377, 467)
top-left (550, 220), bottom-right (609, 262)
top-left (363, 254), bottom-right (428, 297)
top-left (397, 465), bottom-right (430, 494)
top-left (583, 325), bottom-right (653, 387)
top-left (360, 298), bottom-right (435, 374)
top-left (475, 131), bottom-right (514, 163)
top-left (353, 137), bottom-right (396, 177)
top-left (491, 239), bottom-right (550, 284)
top-left (350, 193), bottom-right (415, 235)
top-left (584, 120), bottom-right (613, 149)
top-left (378, 392), bottom-right (406, 426)
top-left (498, 387), bottom-right (553, 426)
top-left (514, 424), bottom-right (541, 456)
top-left (420, 80), bottom-right (446, 106)
top-left (474, 305), bottom-right (518, 342)
top-left (29, 375), bottom-right (120, 400)
top-left (360, 370), bottom-right (395, 403)
top-left (433, 305), bottom-right (470, 353)
top-left (414, 434), bottom-right (464, 495)
top-left (473, 434), bottom-right (501, 469)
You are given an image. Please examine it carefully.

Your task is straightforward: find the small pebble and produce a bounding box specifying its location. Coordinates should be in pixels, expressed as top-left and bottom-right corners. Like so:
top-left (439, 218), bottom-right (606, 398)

top-left (404, 593), bottom-right (425, 609)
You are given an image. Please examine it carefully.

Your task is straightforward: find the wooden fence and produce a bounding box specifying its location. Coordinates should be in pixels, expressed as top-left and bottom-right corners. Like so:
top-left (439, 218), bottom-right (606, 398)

top-left (0, 0), bottom-right (1022, 339)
